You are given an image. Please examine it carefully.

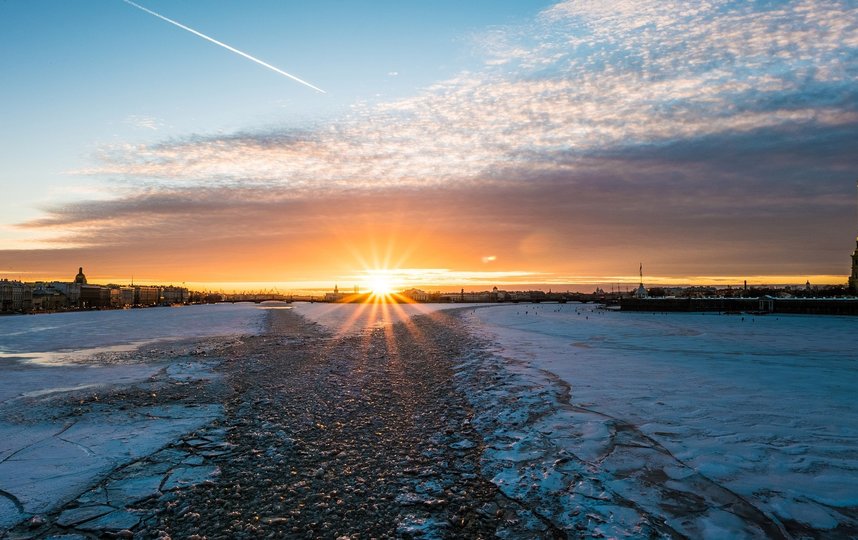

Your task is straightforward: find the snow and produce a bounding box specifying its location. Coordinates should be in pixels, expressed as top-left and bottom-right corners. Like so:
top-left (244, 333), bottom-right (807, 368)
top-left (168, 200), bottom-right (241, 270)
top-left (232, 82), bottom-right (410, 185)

top-left (293, 301), bottom-right (475, 334)
top-left (3, 300), bottom-right (855, 535)
top-left (462, 303), bottom-right (858, 534)
top-left (0, 302), bottom-right (266, 364)
top-left (0, 303), bottom-right (264, 530)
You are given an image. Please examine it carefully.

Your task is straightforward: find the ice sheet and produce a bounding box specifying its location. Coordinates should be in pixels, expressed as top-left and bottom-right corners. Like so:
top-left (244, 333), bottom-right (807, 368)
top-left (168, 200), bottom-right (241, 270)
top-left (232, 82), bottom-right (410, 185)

top-left (0, 303), bottom-right (264, 530)
top-left (0, 302), bottom-right (266, 364)
top-left (463, 303), bottom-right (858, 534)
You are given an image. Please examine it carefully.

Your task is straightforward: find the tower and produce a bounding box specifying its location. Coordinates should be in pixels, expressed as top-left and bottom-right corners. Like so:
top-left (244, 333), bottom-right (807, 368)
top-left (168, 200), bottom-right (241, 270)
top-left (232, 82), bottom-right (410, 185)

top-left (634, 262), bottom-right (648, 298)
top-left (851, 181), bottom-right (858, 293)
top-left (850, 239), bottom-right (858, 293)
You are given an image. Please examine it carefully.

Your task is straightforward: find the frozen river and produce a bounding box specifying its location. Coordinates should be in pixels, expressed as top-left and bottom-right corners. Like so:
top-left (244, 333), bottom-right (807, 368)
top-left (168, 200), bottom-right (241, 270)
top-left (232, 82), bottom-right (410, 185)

top-left (2, 301), bottom-right (856, 535)
top-left (465, 303), bottom-right (858, 535)
top-left (0, 302), bottom-right (267, 364)
top-left (0, 302), bottom-right (270, 529)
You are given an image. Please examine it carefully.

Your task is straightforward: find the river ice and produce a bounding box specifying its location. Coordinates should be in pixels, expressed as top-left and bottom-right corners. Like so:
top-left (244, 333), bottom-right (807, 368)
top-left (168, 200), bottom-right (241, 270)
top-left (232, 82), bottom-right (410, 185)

top-left (3, 301), bottom-right (855, 536)
top-left (292, 301), bottom-right (473, 335)
top-left (0, 302), bottom-right (265, 364)
top-left (0, 303), bottom-right (267, 530)
top-left (462, 303), bottom-right (858, 535)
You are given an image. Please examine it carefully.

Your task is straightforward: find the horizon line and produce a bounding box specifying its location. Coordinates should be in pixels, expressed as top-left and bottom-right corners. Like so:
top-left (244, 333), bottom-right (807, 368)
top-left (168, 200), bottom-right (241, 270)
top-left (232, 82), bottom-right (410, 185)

top-left (1, 274), bottom-right (850, 294)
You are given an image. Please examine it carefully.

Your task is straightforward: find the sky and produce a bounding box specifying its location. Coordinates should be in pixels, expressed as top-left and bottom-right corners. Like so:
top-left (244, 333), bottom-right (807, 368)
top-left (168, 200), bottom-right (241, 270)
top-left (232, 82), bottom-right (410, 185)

top-left (1, 0), bottom-right (857, 292)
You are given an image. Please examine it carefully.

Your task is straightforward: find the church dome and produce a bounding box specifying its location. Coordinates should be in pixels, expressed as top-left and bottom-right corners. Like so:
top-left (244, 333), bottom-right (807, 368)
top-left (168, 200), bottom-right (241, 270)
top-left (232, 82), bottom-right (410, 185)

top-left (74, 267), bottom-right (87, 285)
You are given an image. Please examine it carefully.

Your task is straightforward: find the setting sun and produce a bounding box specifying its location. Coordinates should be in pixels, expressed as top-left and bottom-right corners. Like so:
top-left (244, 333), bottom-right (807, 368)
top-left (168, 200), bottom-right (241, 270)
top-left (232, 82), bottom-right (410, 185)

top-left (367, 273), bottom-right (395, 297)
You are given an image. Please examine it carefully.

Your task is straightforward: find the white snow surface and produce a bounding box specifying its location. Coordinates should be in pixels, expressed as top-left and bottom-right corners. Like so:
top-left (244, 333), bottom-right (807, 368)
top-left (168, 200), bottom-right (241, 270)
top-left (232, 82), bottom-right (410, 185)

top-left (0, 302), bottom-right (266, 364)
top-left (462, 303), bottom-right (858, 535)
top-left (0, 303), bottom-right (266, 529)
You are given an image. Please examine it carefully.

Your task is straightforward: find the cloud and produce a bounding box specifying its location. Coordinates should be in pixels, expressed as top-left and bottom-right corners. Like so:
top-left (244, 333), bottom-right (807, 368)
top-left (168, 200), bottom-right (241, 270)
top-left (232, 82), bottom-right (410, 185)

top-left (12, 0), bottom-right (858, 280)
top-left (123, 114), bottom-right (165, 131)
top-left (77, 1), bottom-right (855, 193)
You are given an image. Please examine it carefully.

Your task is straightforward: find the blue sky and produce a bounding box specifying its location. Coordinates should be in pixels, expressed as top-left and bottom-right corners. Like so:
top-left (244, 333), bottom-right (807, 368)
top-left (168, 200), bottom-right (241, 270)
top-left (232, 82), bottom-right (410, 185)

top-left (1, 0), bottom-right (552, 224)
top-left (1, 0), bottom-right (857, 289)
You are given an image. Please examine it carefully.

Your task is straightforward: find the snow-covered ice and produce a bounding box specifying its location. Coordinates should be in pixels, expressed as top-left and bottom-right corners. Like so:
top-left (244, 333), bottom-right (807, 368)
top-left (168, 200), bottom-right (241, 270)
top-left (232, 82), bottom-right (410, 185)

top-left (4, 300), bottom-right (855, 536)
top-left (0, 303), bottom-right (266, 530)
top-left (0, 302), bottom-right (265, 364)
top-left (293, 301), bottom-right (474, 334)
top-left (461, 303), bottom-right (858, 536)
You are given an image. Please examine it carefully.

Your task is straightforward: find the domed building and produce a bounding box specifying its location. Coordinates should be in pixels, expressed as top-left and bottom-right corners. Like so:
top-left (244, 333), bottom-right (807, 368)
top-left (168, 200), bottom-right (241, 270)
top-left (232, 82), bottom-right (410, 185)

top-left (74, 267), bottom-right (87, 285)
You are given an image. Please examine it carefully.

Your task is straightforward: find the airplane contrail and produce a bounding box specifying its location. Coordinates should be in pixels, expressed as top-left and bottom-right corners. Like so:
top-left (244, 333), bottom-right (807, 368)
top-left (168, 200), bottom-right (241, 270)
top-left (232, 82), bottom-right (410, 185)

top-left (121, 0), bottom-right (325, 94)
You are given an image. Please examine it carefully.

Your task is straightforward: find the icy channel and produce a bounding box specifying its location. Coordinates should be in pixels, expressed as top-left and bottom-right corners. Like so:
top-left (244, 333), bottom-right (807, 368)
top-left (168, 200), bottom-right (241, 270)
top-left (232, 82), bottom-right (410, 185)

top-left (462, 303), bottom-right (858, 536)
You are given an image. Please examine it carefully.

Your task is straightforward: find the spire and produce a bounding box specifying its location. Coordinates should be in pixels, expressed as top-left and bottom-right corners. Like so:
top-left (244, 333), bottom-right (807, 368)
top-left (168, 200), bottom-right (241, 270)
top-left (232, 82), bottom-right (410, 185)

top-left (850, 181), bottom-right (858, 293)
top-left (634, 263), bottom-right (648, 298)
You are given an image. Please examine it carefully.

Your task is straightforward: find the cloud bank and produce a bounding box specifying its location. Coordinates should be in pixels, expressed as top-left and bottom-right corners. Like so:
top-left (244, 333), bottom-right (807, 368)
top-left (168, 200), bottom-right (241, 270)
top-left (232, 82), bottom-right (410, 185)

top-left (15, 0), bottom-right (858, 283)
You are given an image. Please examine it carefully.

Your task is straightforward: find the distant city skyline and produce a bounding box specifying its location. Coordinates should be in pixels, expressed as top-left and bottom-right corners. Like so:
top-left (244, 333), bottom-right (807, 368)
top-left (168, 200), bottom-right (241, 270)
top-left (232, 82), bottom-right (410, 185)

top-left (1, 264), bottom-right (850, 296)
top-left (2, 1), bottom-right (856, 291)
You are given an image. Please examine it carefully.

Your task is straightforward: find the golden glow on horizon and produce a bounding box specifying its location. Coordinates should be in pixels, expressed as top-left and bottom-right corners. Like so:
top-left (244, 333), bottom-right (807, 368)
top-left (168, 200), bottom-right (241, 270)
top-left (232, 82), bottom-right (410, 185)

top-left (0, 273), bottom-right (849, 293)
top-left (367, 273), bottom-right (395, 298)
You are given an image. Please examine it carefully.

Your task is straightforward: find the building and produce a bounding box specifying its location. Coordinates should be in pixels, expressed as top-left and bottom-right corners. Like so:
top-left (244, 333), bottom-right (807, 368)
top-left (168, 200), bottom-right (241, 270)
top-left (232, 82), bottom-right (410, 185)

top-left (0, 279), bottom-right (33, 313)
top-left (401, 288), bottom-right (432, 302)
top-left (74, 267), bottom-right (87, 285)
top-left (119, 287), bottom-right (136, 306)
top-left (135, 286), bottom-right (161, 306)
top-left (80, 285), bottom-right (111, 308)
top-left (161, 286), bottom-right (189, 305)
top-left (50, 281), bottom-right (81, 306)
top-left (850, 181), bottom-right (858, 293)
top-left (442, 290), bottom-right (496, 302)
top-left (850, 238), bottom-right (858, 294)
top-left (110, 287), bottom-right (123, 307)
top-left (324, 284), bottom-right (346, 302)
top-left (31, 282), bottom-right (68, 311)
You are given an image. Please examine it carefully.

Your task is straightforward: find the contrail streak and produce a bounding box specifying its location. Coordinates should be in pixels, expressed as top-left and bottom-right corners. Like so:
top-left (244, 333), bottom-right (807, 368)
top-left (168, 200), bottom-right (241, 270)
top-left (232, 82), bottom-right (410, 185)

top-left (122, 0), bottom-right (325, 94)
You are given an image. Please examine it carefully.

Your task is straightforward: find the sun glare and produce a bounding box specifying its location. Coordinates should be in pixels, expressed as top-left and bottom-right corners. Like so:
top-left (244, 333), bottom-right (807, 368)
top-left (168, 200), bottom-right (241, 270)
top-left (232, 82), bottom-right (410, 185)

top-left (368, 274), bottom-right (394, 297)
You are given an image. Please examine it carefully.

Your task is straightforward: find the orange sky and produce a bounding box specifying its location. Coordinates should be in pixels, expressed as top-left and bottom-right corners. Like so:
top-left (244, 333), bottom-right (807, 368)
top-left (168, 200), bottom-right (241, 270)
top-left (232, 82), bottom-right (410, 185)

top-left (2, 2), bottom-right (856, 291)
top-left (2, 187), bottom-right (850, 292)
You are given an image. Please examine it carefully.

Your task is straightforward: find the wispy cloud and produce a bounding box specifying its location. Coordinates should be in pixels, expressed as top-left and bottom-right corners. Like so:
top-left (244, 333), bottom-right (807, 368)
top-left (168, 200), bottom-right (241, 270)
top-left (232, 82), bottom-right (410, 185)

top-left (76, 1), bottom-right (856, 191)
top-left (123, 114), bottom-right (165, 131)
top-left (15, 0), bottom-right (858, 279)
